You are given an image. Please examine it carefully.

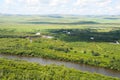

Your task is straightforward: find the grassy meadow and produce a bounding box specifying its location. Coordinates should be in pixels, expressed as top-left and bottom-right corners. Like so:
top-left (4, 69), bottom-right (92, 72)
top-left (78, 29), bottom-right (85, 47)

top-left (0, 15), bottom-right (120, 79)
top-left (0, 58), bottom-right (119, 80)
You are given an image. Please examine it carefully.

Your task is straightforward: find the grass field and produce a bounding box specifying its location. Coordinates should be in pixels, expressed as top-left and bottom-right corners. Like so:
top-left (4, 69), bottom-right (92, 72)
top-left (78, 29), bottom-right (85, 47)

top-left (0, 15), bottom-right (120, 79)
top-left (0, 58), bottom-right (119, 80)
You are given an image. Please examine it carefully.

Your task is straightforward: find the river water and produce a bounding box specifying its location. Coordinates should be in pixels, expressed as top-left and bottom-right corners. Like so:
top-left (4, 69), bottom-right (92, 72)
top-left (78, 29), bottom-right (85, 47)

top-left (0, 54), bottom-right (120, 78)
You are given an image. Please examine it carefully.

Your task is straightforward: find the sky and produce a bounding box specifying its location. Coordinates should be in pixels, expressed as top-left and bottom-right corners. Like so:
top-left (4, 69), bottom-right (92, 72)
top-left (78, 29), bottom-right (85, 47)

top-left (0, 0), bottom-right (120, 15)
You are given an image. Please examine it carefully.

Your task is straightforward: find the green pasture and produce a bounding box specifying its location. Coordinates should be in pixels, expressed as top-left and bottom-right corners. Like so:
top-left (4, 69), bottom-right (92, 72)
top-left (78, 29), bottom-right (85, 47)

top-left (0, 15), bottom-right (120, 79)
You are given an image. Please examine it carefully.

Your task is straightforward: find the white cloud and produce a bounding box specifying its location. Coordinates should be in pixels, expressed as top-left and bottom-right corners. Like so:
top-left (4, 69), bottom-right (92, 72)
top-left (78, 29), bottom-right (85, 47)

top-left (25, 0), bottom-right (40, 6)
top-left (116, 6), bottom-right (120, 9)
top-left (5, 0), bottom-right (11, 4)
top-left (74, 0), bottom-right (112, 7)
top-left (95, 0), bottom-right (112, 7)
top-left (5, 0), bottom-right (41, 6)
top-left (4, 0), bottom-right (15, 4)
top-left (49, 0), bottom-right (58, 6)
top-left (1, 0), bottom-right (120, 15)
top-left (74, 0), bottom-right (97, 7)
top-left (49, 0), bottom-right (68, 6)
top-left (74, 0), bottom-right (87, 6)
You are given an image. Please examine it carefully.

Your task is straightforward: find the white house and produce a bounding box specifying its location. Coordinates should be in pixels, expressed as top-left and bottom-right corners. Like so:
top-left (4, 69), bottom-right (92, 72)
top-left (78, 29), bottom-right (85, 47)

top-left (42, 35), bottom-right (53, 39)
top-left (35, 32), bottom-right (41, 36)
top-left (116, 41), bottom-right (119, 44)
top-left (90, 37), bottom-right (94, 40)
top-left (67, 32), bottom-right (71, 34)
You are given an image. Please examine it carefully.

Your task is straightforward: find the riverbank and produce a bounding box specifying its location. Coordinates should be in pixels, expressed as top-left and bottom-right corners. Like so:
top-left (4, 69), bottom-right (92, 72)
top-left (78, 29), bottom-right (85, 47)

top-left (0, 58), bottom-right (119, 80)
top-left (0, 38), bottom-right (120, 71)
top-left (0, 53), bottom-right (120, 78)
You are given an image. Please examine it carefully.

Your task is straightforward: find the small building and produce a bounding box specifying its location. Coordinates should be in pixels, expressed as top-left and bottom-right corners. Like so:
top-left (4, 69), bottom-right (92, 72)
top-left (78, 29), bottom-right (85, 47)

top-left (90, 37), bottom-right (94, 40)
top-left (46, 36), bottom-right (53, 39)
top-left (35, 32), bottom-right (41, 36)
top-left (67, 32), bottom-right (71, 34)
top-left (116, 41), bottom-right (119, 44)
top-left (42, 35), bottom-right (53, 39)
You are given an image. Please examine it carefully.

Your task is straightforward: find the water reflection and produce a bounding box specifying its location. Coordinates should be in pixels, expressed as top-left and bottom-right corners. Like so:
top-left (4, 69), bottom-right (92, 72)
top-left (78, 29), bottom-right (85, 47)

top-left (0, 54), bottom-right (120, 78)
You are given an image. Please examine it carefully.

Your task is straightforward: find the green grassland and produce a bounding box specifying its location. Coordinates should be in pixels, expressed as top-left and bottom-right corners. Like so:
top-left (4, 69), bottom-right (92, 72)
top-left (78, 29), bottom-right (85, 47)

top-left (0, 15), bottom-right (120, 79)
top-left (0, 37), bottom-right (120, 70)
top-left (0, 58), bottom-right (119, 80)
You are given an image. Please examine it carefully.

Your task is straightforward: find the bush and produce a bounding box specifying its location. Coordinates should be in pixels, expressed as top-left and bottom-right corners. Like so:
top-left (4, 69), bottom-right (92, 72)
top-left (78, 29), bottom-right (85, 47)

top-left (91, 51), bottom-right (100, 56)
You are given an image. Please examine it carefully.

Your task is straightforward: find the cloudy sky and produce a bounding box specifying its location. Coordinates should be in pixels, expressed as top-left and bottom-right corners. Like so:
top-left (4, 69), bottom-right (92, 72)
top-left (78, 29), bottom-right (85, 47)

top-left (0, 0), bottom-right (120, 15)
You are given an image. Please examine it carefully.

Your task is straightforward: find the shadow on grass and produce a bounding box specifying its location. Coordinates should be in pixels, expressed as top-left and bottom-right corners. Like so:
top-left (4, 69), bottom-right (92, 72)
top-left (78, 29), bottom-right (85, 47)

top-left (48, 29), bottom-right (120, 42)
top-left (104, 18), bottom-right (120, 20)
top-left (22, 21), bottom-right (99, 25)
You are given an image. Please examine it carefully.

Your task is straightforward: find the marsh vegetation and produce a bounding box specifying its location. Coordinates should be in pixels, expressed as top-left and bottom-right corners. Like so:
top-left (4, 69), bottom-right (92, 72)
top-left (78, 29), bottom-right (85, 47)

top-left (0, 15), bottom-right (120, 79)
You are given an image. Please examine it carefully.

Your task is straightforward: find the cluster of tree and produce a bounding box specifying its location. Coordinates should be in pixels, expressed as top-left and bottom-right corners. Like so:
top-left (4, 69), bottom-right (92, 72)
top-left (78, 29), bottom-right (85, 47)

top-left (49, 29), bottom-right (120, 42)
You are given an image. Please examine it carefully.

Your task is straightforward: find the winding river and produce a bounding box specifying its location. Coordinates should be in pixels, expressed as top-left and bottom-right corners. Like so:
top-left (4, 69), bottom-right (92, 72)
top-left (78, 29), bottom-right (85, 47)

top-left (0, 54), bottom-right (120, 78)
